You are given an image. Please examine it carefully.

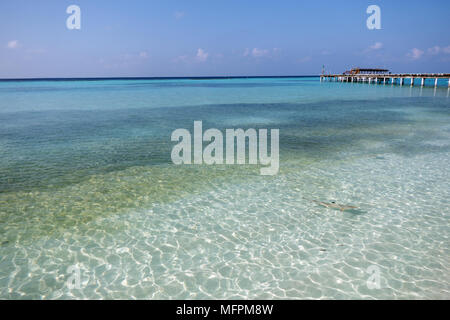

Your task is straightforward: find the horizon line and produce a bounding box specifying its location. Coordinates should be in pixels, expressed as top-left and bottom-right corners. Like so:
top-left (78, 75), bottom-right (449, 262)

top-left (0, 75), bottom-right (320, 82)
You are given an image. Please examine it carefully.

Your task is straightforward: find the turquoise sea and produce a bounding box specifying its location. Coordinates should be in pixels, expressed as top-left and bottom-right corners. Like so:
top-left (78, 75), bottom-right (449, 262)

top-left (0, 77), bottom-right (449, 299)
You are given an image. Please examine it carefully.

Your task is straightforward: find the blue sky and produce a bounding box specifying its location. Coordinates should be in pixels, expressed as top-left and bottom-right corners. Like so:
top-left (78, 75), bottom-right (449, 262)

top-left (1, 0), bottom-right (449, 78)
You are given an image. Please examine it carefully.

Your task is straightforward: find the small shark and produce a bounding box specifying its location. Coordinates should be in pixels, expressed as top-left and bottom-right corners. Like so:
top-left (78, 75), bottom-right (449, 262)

top-left (310, 199), bottom-right (358, 211)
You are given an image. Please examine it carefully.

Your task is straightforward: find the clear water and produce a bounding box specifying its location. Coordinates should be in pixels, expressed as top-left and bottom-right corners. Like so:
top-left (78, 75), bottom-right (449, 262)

top-left (0, 77), bottom-right (449, 299)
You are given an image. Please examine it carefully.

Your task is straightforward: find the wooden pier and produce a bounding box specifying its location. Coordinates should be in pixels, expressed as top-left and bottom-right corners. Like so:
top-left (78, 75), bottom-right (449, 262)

top-left (320, 68), bottom-right (450, 88)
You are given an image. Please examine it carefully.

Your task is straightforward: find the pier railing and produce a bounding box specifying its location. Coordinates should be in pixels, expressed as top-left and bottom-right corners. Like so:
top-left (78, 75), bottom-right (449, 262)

top-left (320, 73), bottom-right (450, 87)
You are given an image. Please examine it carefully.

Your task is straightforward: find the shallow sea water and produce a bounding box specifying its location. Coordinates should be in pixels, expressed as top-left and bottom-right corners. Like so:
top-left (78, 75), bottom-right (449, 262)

top-left (0, 77), bottom-right (449, 299)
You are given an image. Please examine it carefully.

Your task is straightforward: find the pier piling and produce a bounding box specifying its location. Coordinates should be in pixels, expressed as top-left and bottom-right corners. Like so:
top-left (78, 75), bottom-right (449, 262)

top-left (321, 71), bottom-right (450, 88)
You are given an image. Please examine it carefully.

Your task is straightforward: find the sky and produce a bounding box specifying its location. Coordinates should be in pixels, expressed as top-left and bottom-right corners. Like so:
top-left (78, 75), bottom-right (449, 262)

top-left (0, 0), bottom-right (449, 78)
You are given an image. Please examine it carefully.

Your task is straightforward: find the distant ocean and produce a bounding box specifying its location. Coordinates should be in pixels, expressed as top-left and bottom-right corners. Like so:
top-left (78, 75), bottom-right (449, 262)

top-left (0, 77), bottom-right (449, 299)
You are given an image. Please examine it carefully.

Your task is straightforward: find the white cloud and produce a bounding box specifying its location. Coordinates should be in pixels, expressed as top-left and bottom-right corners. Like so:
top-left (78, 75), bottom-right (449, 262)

top-left (427, 45), bottom-right (450, 55)
top-left (243, 47), bottom-right (281, 58)
top-left (427, 46), bottom-right (441, 55)
top-left (7, 40), bottom-right (19, 49)
top-left (174, 49), bottom-right (211, 63)
top-left (369, 42), bottom-right (383, 50)
top-left (405, 45), bottom-right (450, 61)
top-left (363, 42), bottom-right (383, 53)
top-left (252, 48), bottom-right (269, 57)
top-left (196, 48), bottom-right (209, 62)
top-left (174, 11), bottom-right (185, 19)
top-left (139, 51), bottom-right (149, 58)
top-left (407, 48), bottom-right (424, 60)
